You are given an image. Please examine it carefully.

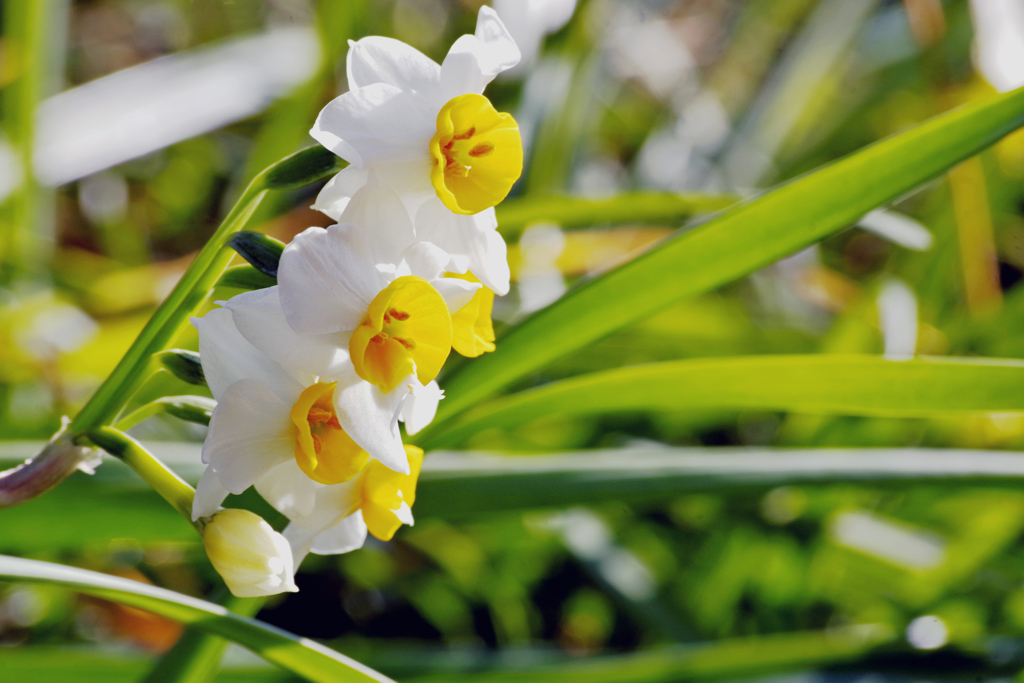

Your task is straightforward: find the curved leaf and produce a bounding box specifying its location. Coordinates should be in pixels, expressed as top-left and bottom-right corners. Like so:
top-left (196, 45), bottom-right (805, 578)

top-left (423, 355), bottom-right (1024, 447)
top-left (495, 192), bottom-right (738, 239)
top-left (0, 555), bottom-right (393, 683)
top-left (426, 85), bottom-right (1024, 438)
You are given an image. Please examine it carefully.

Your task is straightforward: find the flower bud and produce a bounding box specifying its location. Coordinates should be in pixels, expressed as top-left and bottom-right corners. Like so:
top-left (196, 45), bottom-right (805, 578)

top-left (202, 509), bottom-right (298, 597)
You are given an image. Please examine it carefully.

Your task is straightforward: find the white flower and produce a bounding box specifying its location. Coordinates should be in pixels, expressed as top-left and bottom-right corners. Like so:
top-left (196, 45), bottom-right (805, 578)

top-left (494, 0), bottom-right (578, 73)
top-left (280, 445), bottom-right (425, 566)
top-left (268, 177), bottom-right (481, 393)
top-left (190, 299), bottom-right (440, 521)
top-left (309, 6), bottom-right (521, 296)
top-left (202, 508), bottom-right (298, 597)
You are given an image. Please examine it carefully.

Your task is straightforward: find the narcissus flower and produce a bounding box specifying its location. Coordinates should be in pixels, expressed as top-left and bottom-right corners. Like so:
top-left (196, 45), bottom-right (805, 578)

top-left (309, 6), bottom-right (520, 296)
top-left (202, 508), bottom-right (298, 597)
top-left (282, 446), bottom-right (425, 566)
top-left (191, 302), bottom-right (439, 520)
top-left (272, 179), bottom-right (480, 394)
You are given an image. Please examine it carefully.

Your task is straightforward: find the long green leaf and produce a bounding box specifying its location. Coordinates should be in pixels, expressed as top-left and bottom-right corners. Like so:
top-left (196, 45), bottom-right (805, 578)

top-left (142, 592), bottom-right (265, 683)
top-left (494, 192), bottom-right (738, 239)
top-left (0, 555), bottom-right (393, 683)
top-left (426, 85), bottom-right (1024, 438)
top-left (414, 447), bottom-right (1024, 518)
top-left (411, 625), bottom-right (892, 682)
top-left (424, 355), bottom-right (1024, 447)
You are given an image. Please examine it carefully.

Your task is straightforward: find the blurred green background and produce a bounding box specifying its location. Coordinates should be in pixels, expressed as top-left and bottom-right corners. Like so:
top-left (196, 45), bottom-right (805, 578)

top-left (5, 0), bottom-right (1024, 680)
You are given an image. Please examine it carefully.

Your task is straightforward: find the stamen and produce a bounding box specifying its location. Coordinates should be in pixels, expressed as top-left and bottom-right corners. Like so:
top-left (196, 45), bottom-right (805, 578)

top-left (388, 309), bottom-right (410, 321)
top-left (452, 127), bottom-right (476, 140)
top-left (311, 433), bottom-right (323, 455)
top-left (307, 406), bottom-right (333, 425)
top-left (396, 338), bottom-right (415, 350)
top-left (371, 333), bottom-right (387, 344)
top-left (469, 144), bottom-right (494, 157)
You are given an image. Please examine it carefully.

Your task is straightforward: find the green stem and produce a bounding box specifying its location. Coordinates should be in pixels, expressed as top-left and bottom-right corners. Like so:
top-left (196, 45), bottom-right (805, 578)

top-left (86, 427), bottom-right (197, 529)
top-left (70, 186), bottom-right (266, 435)
top-left (68, 146), bottom-right (345, 437)
top-left (1, 0), bottom-right (63, 282)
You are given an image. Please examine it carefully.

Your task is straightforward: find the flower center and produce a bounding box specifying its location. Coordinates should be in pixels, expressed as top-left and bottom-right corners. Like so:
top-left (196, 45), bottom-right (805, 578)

top-left (289, 381), bottom-right (368, 485)
top-left (349, 275), bottom-right (452, 393)
top-left (429, 93), bottom-right (523, 215)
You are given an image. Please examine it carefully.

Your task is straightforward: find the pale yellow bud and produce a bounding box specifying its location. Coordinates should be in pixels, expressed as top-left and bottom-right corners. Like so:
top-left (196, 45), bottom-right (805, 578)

top-left (202, 509), bottom-right (298, 597)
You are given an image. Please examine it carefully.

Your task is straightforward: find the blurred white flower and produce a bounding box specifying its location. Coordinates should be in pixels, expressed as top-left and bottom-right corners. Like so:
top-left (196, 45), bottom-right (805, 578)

top-left (202, 508), bottom-right (298, 597)
top-left (494, 0), bottom-right (577, 73)
top-left (310, 6), bottom-right (521, 295)
top-left (970, 0), bottom-right (1024, 92)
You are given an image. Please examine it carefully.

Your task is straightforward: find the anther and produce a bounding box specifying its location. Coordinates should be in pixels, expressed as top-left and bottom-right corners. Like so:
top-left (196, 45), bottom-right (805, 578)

top-left (469, 144), bottom-right (494, 157)
top-left (452, 127), bottom-right (475, 141)
top-left (388, 309), bottom-right (409, 321)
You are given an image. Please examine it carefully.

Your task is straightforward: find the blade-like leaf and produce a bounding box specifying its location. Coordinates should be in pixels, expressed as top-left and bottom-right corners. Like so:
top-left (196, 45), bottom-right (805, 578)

top-left (412, 625), bottom-right (892, 682)
top-left (495, 192), bottom-right (738, 239)
top-left (427, 85), bottom-right (1024, 436)
top-left (415, 447), bottom-right (1024, 517)
top-left (423, 355), bottom-right (1024, 448)
top-left (0, 555), bottom-right (393, 683)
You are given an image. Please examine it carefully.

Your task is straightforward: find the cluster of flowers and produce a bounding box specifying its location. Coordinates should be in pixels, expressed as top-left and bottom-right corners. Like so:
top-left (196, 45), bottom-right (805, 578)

top-left (194, 8), bottom-right (522, 597)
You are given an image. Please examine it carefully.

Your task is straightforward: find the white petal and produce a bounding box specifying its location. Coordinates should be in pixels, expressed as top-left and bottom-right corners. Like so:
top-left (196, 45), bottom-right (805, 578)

top-left (192, 467), bottom-right (230, 521)
top-left (202, 379), bottom-right (295, 494)
top-left (432, 277), bottom-right (481, 313)
top-left (393, 501), bottom-right (415, 526)
top-left (311, 162), bottom-right (433, 222)
top-left (334, 367), bottom-right (410, 474)
top-left (278, 225), bottom-right (383, 335)
top-left (192, 307), bottom-right (303, 403)
top-left (310, 511), bottom-right (369, 555)
top-left (400, 377), bottom-right (444, 436)
top-left (311, 166), bottom-right (369, 220)
top-left (338, 173), bottom-right (419, 267)
top-left (224, 287), bottom-right (350, 377)
top-left (399, 241), bottom-right (453, 281)
top-left (440, 6), bottom-right (521, 99)
top-left (310, 83), bottom-right (434, 167)
top-left (255, 459), bottom-right (319, 521)
top-left (415, 200), bottom-right (510, 295)
top-left (346, 36), bottom-right (441, 93)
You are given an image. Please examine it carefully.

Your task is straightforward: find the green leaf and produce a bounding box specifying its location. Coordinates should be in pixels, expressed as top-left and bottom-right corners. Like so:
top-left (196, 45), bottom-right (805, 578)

top-left (411, 625), bottom-right (892, 682)
top-left (142, 592), bottom-right (265, 683)
top-left (157, 349), bottom-right (206, 386)
top-left (423, 355), bottom-right (1024, 448)
top-left (414, 446), bottom-right (1024, 518)
top-left (427, 85), bottom-right (1024, 437)
top-left (227, 231), bottom-right (285, 278)
top-left (216, 264), bottom-right (277, 291)
top-left (0, 555), bottom-right (394, 683)
top-left (495, 192), bottom-right (738, 239)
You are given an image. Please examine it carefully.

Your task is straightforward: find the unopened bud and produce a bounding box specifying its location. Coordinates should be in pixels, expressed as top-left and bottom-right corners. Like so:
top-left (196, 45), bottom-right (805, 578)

top-left (202, 509), bottom-right (298, 597)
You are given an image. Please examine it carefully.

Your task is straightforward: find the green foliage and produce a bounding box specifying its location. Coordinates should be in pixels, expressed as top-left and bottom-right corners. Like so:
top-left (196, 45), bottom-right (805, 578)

top-left (0, 556), bottom-right (393, 683)
top-left (426, 85), bottom-right (1024, 433)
